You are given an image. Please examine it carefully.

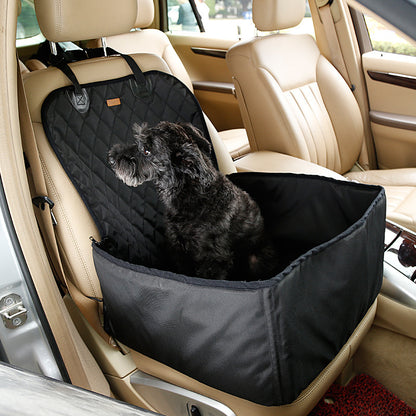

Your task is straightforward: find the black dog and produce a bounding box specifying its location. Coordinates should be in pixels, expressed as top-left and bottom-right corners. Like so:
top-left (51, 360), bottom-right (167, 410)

top-left (108, 121), bottom-right (278, 281)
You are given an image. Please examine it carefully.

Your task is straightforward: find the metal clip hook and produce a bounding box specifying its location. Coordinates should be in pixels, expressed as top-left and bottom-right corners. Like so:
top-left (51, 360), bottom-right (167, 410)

top-left (32, 196), bottom-right (57, 226)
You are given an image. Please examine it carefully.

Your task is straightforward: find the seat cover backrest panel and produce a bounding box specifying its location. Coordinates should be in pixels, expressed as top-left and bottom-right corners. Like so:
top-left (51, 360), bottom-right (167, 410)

top-left (42, 69), bottom-right (211, 267)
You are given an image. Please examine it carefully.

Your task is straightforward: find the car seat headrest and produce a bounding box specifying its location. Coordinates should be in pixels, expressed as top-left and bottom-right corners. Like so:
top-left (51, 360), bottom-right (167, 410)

top-left (253, 0), bottom-right (305, 31)
top-left (34, 0), bottom-right (138, 42)
top-left (134, 0), bottom-right (154, 28)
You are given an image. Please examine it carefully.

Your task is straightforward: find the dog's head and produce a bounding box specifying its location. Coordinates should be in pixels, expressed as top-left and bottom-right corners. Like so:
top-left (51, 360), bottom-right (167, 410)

top-left (107, 121), bottom-right (215, 189)
top-left (107, 125), bottom-right (168, 186)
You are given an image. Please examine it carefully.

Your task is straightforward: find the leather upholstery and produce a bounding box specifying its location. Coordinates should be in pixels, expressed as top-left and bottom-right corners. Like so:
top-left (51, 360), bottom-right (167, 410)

top-left (219, 128), bottom-right (251, 160)
top-left (227, 0), bottom-right (416, 232)
top-left (19, 60), bottom-right (30, 75)
top-left (227, 34), bottom-right (363, 174)
top-left (133, 0), bottom-right (154, 28)
top-left (235, 151), bottom-right (344, 180)
top-left (253, 0), bottom-right (305, 31)
top-left (25, 58), bottom-right (47, 71)
top-left (34, 0), bottom-right (137, 42)
top-left (105, 29), bottom-right (194, 91)
top-left (347, 169), bottom-right (416, 231)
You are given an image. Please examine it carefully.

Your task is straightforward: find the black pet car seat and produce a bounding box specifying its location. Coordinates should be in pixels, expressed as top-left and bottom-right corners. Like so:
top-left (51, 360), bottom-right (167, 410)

top-left (40, 52), bottom-right (386, 407)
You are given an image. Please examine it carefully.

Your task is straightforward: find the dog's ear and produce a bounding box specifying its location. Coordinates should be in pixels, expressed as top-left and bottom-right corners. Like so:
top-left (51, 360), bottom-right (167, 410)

top-left (178, 123), bottom-right (212, 158)
top-left (172, 141), bottom-right (216, 187)
top-left (132, 122), bottom-right (148, 138)
top-left (172, 142), bottom-right (198, 172)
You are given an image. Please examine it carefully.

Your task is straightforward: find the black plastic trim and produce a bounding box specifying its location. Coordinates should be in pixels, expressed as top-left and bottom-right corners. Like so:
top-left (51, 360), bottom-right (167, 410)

top-left (191, 47), bottom-right (227, 59)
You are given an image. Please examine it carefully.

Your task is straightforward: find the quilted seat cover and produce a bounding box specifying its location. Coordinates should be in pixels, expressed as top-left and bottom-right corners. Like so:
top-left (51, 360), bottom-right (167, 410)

top-left (42, 69), bottom-right (211, 267)
top-left (41, 60), bottom-right (386, 407)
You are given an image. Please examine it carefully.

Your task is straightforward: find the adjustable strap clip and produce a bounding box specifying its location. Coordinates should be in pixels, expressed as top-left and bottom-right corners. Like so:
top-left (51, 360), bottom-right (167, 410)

top-left (49, 54), bottom-right (90, 113)
top-left (32, 196), bottom-right (57, 226)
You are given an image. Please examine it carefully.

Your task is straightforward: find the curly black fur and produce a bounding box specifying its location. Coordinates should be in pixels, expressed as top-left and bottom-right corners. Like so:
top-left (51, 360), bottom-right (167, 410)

top-left (108, 121), bottom-right (278, 281)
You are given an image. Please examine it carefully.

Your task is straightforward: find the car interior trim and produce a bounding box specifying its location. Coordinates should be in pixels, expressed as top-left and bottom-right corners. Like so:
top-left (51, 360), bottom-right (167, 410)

top-left (370, 110), bottom-right (416, 131)
top-left (191, 47), bottom-right (227, 59)
top-left (367, 70), bottom-right (416, 90)
top-left (130, 370), bottom-right (236, 416)
top-left (193, 81), bottom-right (235, 94)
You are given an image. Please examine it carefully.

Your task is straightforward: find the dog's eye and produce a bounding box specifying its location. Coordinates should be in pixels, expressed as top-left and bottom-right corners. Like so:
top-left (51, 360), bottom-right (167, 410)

top-left (108, 156), bottom-right (116, 167)
top-left (143, 149), bottom-right (151, 157)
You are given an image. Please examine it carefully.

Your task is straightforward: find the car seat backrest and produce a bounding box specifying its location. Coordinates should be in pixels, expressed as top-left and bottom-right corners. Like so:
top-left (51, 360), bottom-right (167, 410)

top-left (27, 0), bottom-right (234, 304)
top-left (93, 0), bottom-right (193, 92)
top-left (227, 0), bottom-right (364, 174)
top-left (101, 0), bottom-right (251, 159)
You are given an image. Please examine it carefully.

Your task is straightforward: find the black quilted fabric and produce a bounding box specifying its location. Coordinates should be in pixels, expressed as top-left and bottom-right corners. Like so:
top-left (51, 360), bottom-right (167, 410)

top-left (42, 71), bottom-right (211, 266)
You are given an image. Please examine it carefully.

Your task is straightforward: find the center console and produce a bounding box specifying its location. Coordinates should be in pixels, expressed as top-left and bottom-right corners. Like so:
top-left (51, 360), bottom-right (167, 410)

top-left (383, 221), bottom-right (416, 308)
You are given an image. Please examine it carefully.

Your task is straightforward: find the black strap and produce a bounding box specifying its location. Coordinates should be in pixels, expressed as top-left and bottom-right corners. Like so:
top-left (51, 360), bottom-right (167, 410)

top-left (49, 54), bottom-right (83, 95)
top-left (119, 53), bottom-right (147, 86)
top-left (50, 48), bottom-right (150, 102)
top-left (117, 52), bottom-right (151, 98)
top-left (86, 47), bottom-right (148, 87)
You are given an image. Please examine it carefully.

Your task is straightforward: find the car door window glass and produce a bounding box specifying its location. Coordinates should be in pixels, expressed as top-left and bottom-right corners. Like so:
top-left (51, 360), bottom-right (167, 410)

top-left (364, 15), bottom-right (416, 57)
top-left (16, 0), bottom-right (45, 47)
top-left (167, 0), bottom-right (314, 39)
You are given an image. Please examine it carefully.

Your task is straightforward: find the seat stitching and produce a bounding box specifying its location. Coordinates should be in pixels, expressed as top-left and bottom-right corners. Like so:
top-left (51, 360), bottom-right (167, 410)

top-left (310, 84), bottom-right (342, 172)
top-left (287, 88), bottom-right (318, 163)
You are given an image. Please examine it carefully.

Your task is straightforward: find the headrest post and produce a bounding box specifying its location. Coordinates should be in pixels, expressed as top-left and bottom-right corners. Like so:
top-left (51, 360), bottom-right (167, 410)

top-left (101, 37), bottom-right (108, 57)
top-left (49, 41), bottom-right (58, 56)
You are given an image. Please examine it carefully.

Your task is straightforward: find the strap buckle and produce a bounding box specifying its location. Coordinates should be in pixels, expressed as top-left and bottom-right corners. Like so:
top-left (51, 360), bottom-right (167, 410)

top-left (32, 196), bottom-right (57, 226)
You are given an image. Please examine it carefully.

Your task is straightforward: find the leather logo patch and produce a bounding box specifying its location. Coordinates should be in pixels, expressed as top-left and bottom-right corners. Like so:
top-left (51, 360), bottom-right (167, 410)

top-left (106, 98), bottom-right (121, 107)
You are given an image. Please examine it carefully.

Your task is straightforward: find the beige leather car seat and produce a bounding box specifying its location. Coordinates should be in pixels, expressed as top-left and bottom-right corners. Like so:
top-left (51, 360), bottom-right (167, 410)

top-left (226, 0), bottom-right (416, 232)
top-left (23, 0), bottom-right (377, 415)
top-left (97, 0), bottom-right (250, 160)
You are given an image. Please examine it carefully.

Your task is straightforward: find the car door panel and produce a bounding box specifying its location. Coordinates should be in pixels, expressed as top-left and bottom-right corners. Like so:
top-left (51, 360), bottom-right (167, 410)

top-left (168, 34), bottom-right (244, 131)
top-left (362, 51), bottom-right (416, 169)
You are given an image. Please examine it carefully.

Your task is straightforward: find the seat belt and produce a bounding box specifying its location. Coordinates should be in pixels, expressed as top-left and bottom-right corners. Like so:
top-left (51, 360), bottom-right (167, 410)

top-left (317, 0), bottom-right (354, 90)
top-left (16, 57), bottom-right (116, 348)
top-left (317, 1), bottom-right (375, 170)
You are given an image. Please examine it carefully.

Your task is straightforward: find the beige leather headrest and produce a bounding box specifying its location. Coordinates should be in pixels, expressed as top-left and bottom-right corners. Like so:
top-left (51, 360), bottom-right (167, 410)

top-left (34, 0), bottom-right (138, 42)
top-left (253, 0), bottom-right (305, 31)
top-left (134, 0), bottom-right (154, 28)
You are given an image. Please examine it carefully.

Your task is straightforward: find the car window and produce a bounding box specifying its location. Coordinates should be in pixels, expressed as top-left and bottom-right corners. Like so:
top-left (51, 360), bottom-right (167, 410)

top-left (167, 0), bottom-right (314, 39)
top-left (16, 0), bottom-right (45, 47)
top-left (364, 15), bottom-right (416, 57)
